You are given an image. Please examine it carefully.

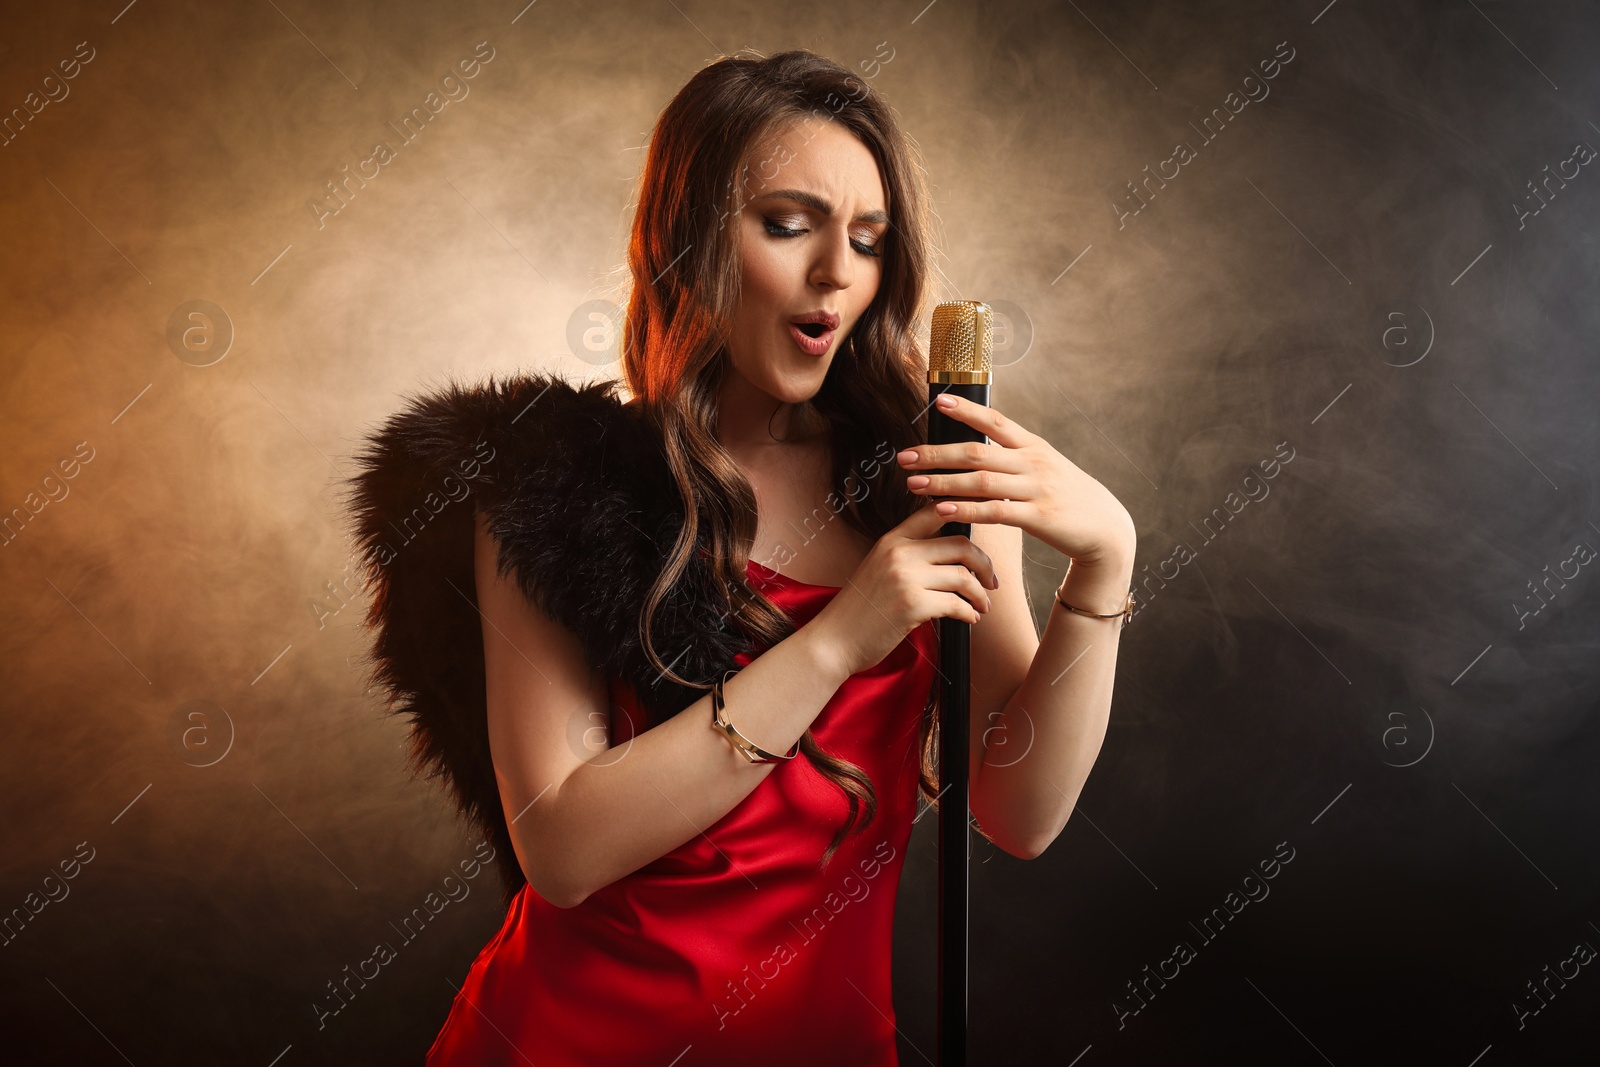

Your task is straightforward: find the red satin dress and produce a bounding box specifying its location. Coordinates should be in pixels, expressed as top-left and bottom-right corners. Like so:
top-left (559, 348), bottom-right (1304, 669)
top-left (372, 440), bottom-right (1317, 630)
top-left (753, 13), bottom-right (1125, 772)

top-left (426, 559), bottom-right (938, 1066)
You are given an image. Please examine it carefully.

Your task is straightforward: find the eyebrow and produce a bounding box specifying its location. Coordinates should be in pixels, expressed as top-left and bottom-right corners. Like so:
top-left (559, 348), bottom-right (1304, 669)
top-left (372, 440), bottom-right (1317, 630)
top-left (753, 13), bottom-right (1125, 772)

top-left (752, 188), bottom-right (890, 225)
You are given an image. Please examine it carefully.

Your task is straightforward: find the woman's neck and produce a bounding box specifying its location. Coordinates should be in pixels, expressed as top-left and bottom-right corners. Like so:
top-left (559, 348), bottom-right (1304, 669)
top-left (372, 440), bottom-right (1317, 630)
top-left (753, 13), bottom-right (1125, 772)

top-left (714, 369), bottom-right (827, 458)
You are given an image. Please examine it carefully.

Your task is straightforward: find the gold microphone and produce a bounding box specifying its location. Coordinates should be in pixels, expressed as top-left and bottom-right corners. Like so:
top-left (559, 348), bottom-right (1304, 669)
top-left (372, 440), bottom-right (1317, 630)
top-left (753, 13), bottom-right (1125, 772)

top-left (928, 299), bottom-right (994, 385)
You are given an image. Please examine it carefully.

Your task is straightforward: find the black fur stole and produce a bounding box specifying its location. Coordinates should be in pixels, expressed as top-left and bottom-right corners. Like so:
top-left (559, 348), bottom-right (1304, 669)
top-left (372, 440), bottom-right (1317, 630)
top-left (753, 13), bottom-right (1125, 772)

top-left (341, 372), bottom-right (757, 903)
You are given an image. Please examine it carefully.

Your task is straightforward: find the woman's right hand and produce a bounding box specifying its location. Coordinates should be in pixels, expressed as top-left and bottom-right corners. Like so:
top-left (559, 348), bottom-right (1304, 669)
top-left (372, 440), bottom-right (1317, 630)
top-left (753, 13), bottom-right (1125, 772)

top-left (807, 501), bottom-right (999, 678)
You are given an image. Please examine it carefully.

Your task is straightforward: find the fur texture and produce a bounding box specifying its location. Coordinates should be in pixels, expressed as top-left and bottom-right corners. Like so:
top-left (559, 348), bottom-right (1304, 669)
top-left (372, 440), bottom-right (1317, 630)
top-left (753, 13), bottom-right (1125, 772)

top-left (341, 372), bottom-right (757, 904)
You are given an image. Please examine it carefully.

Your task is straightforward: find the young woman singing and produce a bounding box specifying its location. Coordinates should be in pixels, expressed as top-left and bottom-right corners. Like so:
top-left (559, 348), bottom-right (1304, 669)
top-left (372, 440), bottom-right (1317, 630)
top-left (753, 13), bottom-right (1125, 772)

top-left (347, 47), bottom-right (1135, 1067)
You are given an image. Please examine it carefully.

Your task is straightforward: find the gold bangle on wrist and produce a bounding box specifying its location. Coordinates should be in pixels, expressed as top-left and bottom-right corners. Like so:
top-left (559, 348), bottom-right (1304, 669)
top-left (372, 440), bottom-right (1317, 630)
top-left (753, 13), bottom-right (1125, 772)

top-left (1054, 568), bottom-right (1135, 627)
top-left (711, 669), bottom-right (800, 764)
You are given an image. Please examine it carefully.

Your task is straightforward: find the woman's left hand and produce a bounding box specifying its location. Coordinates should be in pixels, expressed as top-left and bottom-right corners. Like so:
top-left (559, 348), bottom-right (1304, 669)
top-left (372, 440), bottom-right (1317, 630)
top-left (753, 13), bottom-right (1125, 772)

top-left (897, 393), bottom-right (1136, 567)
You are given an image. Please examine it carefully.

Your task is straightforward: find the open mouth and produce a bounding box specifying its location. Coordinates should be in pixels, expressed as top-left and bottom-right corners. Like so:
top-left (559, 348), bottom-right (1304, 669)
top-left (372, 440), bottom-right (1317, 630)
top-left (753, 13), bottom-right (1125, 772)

top-left (787, 320), bottom-right (836, 355)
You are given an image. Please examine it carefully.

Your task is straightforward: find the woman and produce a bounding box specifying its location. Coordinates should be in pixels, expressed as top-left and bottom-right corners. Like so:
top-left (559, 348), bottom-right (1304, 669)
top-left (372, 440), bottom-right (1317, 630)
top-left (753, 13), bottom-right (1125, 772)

top-left (349, 48), bottom-right (1135, 1066)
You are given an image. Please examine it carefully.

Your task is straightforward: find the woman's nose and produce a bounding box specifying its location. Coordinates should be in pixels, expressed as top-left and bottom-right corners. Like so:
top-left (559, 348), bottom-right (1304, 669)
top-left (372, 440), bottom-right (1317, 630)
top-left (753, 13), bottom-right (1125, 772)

top-left (809, 228), bottom-right (854, 291)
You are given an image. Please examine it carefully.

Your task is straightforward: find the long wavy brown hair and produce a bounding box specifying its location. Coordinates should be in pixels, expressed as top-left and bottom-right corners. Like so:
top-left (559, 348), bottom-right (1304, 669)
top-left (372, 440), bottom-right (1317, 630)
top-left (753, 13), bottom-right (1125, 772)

top-left (616, 49), bottom-right (987, 867)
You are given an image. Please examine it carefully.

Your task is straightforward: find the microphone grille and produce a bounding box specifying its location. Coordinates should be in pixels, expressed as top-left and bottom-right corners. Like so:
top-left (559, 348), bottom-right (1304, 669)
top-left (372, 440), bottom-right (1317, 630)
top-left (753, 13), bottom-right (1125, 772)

top-left (928, 300), bottom-right (993, 377)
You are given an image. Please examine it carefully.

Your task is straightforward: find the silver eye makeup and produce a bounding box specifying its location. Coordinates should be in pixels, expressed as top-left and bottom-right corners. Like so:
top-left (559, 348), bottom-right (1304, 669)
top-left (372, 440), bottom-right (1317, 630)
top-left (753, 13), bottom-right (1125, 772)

top-left (761, 216), bottom-right (882, 258)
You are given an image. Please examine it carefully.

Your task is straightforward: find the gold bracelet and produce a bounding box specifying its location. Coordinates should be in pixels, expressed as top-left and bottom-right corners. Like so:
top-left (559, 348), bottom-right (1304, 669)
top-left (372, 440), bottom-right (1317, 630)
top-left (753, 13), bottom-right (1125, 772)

top-left (711, 669), bottom-right (800, 764)
top-left (1054, 569), bottom-right (1135, 627)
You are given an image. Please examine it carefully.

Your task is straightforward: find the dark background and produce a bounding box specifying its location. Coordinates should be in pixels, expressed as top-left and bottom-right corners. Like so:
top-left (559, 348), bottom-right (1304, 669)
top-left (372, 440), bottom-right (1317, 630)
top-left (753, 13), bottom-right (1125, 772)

top-left (1, 0), bottom-right (1597, 1063)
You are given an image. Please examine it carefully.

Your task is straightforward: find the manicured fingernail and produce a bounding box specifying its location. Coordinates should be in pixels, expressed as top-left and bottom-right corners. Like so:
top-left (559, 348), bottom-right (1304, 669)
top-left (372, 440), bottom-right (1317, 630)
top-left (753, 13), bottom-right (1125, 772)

top-left (936, 501), bottom-right (957, 514)
top-left (936, 395), bottom-right (956, 409)
top-left (906, 475), bottom-right (929, 489)
top-left (897, 449), bottom-right (918, 464)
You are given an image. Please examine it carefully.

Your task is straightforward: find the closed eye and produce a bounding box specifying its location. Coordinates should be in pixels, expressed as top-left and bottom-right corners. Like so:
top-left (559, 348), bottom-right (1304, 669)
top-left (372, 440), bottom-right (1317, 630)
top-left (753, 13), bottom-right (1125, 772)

top-left (763, 217), bottom-right (882, 258)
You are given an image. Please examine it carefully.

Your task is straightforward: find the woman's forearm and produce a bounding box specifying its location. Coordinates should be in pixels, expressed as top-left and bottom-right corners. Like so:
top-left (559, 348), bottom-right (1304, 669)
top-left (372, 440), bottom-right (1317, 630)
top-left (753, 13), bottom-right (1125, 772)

top-left (529, 624), bottom-right (851, 908)
top-left (972, 554), bottom-right (1132, 859)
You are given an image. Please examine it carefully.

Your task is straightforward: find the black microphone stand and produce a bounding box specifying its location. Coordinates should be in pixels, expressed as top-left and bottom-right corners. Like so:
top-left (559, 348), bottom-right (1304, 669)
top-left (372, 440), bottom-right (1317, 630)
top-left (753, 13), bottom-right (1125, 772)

top-left (930, 374), bottom-right (990, 1067)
